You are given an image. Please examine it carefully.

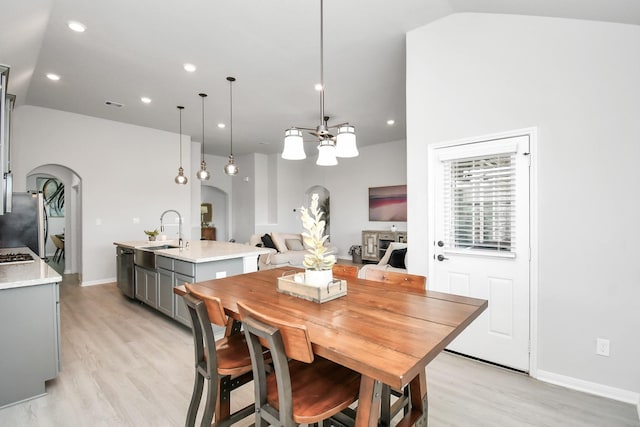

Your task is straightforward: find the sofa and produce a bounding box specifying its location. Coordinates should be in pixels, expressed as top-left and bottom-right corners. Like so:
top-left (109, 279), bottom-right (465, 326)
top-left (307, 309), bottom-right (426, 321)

top-left (357, 242), bottom-right (408, 279)
top-left (249, 232), bottom-right (337, 270)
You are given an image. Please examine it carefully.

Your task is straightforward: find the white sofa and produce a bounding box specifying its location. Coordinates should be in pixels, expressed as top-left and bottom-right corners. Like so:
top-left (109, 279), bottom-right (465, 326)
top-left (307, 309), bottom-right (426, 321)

top-left (357, 242), bottom-right (408, 279)
top-left (249, 232), bottom-right (336, 270)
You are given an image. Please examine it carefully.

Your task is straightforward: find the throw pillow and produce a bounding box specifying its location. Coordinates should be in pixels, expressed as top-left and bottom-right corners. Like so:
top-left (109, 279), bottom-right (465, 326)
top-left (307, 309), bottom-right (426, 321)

top-left (285, 238), bottom-right (304, 251)
top-left (388, 248), bottom-right (407, 269)
top-left (261, 233), bottom-right (278, 250)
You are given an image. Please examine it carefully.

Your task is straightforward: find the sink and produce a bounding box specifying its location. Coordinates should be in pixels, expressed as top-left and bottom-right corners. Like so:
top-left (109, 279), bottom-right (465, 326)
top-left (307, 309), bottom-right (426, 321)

top-left (134, 245), bottom-right (180, 269)
top-left (140, 245), bottom-right (180, 251)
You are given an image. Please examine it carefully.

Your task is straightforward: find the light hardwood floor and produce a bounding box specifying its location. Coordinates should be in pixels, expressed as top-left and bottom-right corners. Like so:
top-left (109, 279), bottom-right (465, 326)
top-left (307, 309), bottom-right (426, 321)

top-left (0, 276), bottom-right (638, 426)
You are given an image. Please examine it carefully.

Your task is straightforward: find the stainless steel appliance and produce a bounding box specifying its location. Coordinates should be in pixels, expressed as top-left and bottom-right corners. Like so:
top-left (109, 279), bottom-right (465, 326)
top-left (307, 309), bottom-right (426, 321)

top-left (0, 192), bottom-right (47, 258)
top-left (116, 246), bottom-right (135, 298)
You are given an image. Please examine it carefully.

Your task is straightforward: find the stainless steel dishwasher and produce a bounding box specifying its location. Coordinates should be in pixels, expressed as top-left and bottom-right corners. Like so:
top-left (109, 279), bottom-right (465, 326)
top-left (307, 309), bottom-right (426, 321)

top-left (116, 246), bottom-right (135, 298)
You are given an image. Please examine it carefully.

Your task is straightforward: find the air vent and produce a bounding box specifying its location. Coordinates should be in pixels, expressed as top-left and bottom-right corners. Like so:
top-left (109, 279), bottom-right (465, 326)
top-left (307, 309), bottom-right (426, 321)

top-left (105, 100), bottom-right (124, 108)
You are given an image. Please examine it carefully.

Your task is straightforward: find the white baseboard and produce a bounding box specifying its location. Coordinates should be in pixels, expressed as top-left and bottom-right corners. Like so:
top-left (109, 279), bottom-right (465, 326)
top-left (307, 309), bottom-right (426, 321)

top-left (81, 277), bottom-right (115, 287)
top-left (536, 370), bottom-right (639, 405)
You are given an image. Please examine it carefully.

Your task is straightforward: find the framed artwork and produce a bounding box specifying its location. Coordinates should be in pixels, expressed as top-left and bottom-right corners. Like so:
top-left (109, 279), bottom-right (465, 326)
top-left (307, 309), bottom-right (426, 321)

top-left (369, 185), bottom-right (407, 221)
top-left (37, 177), bottom-right (65, 217)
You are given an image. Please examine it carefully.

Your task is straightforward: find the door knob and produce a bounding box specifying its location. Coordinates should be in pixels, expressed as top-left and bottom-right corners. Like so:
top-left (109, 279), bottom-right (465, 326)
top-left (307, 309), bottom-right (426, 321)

top-left (437, 240), bottom-right (444, 247)
top-left (437, 254), bottom-right (448, 262)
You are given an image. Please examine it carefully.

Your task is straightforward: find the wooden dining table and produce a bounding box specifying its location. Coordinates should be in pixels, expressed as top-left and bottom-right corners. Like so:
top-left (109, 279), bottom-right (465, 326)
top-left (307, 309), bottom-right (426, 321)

top-left (174, 267), bottom-right (487, 427)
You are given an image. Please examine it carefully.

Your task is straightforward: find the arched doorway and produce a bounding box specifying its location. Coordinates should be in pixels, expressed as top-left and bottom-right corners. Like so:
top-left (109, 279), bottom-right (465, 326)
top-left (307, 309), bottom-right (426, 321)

top-left (201, 185), bottom-right (229, 241)
top-left (26, 164), bottom-right (82, 278)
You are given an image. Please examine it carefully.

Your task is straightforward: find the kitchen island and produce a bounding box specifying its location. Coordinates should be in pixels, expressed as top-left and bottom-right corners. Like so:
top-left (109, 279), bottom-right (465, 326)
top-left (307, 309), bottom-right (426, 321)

top-left (0, 247), bottom-right (62, 408)
top-left (113, 239), bottom-right (270, 326)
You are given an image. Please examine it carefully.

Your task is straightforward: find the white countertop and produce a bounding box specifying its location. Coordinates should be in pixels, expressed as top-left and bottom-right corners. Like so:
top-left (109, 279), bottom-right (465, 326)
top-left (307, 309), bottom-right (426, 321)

top-left (113, 239), bottom-right (271, 263)
top-left (0, 247), bottom-right (63, 291)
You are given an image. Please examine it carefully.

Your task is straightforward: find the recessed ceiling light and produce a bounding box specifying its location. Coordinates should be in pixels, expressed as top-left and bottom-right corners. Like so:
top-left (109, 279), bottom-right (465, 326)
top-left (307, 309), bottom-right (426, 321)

top-left (387, 119), bottom-right (395, 125)
top-left (46, 73), bottom-right (60, 81)
top-left (141, 97), bottom-right (151, 104)
top-left (314, 83), bottom-right (323, 91)
top-left (217, 123), bottom-right (225, 129)
top-left (183, 63), bottom-right (196, 72)
top-left (67, 21), bottom-right (87, 32)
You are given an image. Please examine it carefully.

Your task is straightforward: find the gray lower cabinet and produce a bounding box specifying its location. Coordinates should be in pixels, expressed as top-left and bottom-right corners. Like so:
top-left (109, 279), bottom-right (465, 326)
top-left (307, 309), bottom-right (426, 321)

top-left (0, 282), bottom-right (60, 407)
top-left (174, 272), bottom-right (194, 327)
top-left (136, 255), bottom-right (244, 327)
top-left (134, 265), bottom-right (158, 309)
top-left (157, 267), bottom-right (174, 317)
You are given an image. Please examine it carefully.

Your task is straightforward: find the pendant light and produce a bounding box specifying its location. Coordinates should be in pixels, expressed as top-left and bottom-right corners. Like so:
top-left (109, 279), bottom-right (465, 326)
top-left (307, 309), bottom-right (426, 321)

top-left (281, 0), bottom-right (358, 165)
top-left (196, 92), bottom-right (210, 180)
top-left (174, 106), bottom-right (188, 185)
top-left (223, 76), bottom-right (239, 176)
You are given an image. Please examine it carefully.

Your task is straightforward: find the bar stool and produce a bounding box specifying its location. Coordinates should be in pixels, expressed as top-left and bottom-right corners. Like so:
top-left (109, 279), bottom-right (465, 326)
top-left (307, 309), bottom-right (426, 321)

top-left (237, 301), bottom-right (360, 427)
top-left (182, 284), bottom-right (260, 427)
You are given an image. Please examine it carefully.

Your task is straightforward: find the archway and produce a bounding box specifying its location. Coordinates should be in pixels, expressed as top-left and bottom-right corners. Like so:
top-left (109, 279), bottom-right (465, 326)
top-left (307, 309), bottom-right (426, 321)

top-left (26, 164), bottom-right (82, 278)
top-left (201, 185), bottom-right (229, 241)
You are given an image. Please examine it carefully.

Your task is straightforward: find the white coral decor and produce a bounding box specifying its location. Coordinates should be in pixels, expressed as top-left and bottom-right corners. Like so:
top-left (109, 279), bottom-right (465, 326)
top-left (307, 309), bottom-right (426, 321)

top-left (300, 194), bottom-right (336, 271)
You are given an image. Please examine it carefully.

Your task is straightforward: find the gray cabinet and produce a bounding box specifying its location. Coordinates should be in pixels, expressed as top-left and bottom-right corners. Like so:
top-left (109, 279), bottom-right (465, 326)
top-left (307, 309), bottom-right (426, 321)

top-left (157, 267), bottom-right (174, 317)
top-left (0, 282), bottom-right (60, 407)
top-left (174, 272), bottom-right (194, 327)
top-left (134, 265), bottom-right (158, 308)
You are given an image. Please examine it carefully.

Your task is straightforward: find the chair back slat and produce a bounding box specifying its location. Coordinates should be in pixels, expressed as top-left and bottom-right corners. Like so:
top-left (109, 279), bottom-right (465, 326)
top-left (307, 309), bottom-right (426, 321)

top-left (364, 269), bottom-right (427, 292)
top-left (185, 283), bottom-right (228, 327)
top-left (237, 302), bottom-right (314, 364)
top-left (332, 264), bottom-right (358, 279)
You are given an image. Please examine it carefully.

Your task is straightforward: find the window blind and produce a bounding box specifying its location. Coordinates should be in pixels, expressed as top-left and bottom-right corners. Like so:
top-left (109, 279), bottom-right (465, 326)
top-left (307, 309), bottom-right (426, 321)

top-left (443, 153), bottom-right (516, 253)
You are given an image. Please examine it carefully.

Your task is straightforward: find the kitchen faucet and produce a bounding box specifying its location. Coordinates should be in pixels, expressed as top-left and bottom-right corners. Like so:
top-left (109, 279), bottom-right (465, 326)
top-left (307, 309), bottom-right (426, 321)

top-left (160, 209), bottom-right (183, 247)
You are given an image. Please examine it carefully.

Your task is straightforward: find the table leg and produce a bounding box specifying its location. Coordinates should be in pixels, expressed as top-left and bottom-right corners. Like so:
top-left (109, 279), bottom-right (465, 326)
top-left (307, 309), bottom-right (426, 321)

top-left (396, 370), bottom-right (429, 427)
top-left (355, 376), bottom-right (382, 427)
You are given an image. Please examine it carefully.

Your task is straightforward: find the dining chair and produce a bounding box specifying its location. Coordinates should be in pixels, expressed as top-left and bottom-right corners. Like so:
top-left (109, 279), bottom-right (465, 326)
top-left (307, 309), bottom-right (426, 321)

top-left (362, 269), bottom-right (427, 425)
top-left (363, 269), bottom-right (426, 293)
top-left (182, 284), bottom-right (260, 427)
top-left (51, 234), bottom-right (65, 262)
top-left (237, 301), bottom-right (360, 427)
top-left (332, 264), bottom-right (359, 280)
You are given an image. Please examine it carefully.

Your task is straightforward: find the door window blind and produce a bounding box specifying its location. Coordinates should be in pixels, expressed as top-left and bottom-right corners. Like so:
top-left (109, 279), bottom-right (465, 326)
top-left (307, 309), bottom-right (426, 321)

top-left (443, 153), bottom-right (516, 253)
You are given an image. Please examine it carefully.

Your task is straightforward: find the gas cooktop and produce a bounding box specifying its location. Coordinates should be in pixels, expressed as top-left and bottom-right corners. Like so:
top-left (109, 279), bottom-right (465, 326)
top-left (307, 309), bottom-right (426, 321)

top-left (0, 252), bottom-right (35, 265)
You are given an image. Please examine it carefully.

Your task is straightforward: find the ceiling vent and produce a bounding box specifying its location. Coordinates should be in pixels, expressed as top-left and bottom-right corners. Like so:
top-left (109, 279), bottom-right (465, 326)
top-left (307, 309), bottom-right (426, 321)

top-left (105, 100), bottom-right (124, 108)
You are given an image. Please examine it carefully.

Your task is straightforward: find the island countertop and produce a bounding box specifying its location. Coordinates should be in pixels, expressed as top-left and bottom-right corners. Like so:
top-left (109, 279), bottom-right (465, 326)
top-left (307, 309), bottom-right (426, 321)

top-left (0, 247), bottom-right (63, 291)
top-left (113, 239), bottom-right (271, 264)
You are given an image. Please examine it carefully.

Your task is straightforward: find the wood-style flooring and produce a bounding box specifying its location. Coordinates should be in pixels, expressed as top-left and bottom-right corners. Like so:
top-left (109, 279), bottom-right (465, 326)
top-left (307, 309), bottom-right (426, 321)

top-left (0, 275), bottom-right (638, 426)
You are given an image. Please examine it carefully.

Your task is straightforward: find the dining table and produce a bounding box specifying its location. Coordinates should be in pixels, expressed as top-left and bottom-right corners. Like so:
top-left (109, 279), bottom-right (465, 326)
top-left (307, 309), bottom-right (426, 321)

top-left (174, 267), bottom-right (487, 427)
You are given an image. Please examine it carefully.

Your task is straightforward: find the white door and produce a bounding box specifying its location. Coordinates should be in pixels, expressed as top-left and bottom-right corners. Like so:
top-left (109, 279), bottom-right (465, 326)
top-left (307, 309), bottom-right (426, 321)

top-left (430, 134), bottom-right (531, 371)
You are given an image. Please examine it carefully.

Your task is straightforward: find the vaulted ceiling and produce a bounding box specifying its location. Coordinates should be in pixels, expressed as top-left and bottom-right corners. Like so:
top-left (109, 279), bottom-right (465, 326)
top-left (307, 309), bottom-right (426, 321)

top-left (2, 0), bottom-right (639, 156)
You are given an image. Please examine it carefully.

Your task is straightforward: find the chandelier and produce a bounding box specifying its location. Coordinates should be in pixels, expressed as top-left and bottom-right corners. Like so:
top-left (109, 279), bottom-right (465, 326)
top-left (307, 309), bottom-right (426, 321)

top-left (281, 0), bottom-right (358, 166)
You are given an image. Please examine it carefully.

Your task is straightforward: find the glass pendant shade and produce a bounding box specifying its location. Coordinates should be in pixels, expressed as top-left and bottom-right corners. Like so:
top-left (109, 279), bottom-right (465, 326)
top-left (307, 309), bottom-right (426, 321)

top-left (282, 128), bottom-right (306, 160)
top-left (224, 156), bottom-right (238, 176)
top-left (316, 140), bottom-right (338, 166)
top-left (335, 125), bottom-right (358, 158)
top-left (175, 167), bottom-right (188, 184)
top-left (196, 161), bottom-right (210, 180)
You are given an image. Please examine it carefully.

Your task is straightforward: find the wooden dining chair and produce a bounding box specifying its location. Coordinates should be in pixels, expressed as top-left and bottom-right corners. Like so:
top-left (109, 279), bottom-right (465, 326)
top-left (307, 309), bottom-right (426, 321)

top-left (332, 264), bottom-right (358, 280)
top-left (237, 301), bottom-right (360, 427)
top-left (363, 269), bottom-right (426, 293)
top-left (182, 284), bottom-right (260, 427)
top-left (50, 234), bottom-right (65, 262)
top-left (362, 269), bottom-right (427, 425)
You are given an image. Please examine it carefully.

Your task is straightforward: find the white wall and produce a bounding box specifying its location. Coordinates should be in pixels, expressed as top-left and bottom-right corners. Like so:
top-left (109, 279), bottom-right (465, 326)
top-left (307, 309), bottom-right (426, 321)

top-left (407, 13), bottom-right (639, 398)
top-left (12, 105), bottom-right (193, 284)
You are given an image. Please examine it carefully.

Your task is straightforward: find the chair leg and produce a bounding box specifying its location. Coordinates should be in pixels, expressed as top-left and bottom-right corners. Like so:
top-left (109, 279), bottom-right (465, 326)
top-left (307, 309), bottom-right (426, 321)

top-left (186, 371), bottom-right (204, 427)
top-left (201, 375), bottom-right (217, 427)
